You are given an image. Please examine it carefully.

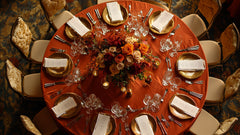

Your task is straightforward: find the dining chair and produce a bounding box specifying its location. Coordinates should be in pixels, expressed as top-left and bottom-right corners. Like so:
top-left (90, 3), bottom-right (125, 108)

top-left (181, 0), bottom-right (222, 39)
top-left (199, 23), bottom-right (240, 67)
top-left (140, 0), bottom-right (172, 11)
top-left (97, 0), bottom-right (172, 11)
top-left (20, 107), bottom-right (59, 135)
top-left (6, 59), bottom-right (43, 98)
top-left (205, 76), bottom-right (225, 104)
top-left (189, 109), bottom-right (238, 135)
top-left (40, 0), bottom-right (74, 30)
top-left (11, 17), bottom-right (50, 64)
top-left (225, 68), bottom-right (240, 99)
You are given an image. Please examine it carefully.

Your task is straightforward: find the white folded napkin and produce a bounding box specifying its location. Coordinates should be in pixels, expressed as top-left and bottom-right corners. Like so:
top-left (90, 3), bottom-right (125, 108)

top-left (170, 96), bottom-right (199, 117)
top-left (67, 16), bottom-right (90, 37)
top-left (106, 2), bottom-right (123, 22)
top-left (135, 115), bottom-right (154, 135)
top-left (43, 58), bottom-right (68, 68)
top-left (152, 10), bottom-right (173, 32)
top-left (52, 97), bottom-right (77, 118)
top-left (92, 113), bottom-right (110, 135)
top-left (177, 59), bottom-right (206, 71)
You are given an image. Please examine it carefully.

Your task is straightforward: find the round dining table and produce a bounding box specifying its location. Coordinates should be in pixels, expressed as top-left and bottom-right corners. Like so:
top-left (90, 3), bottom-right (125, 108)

top-left (41, 0), bottom-right (209, 135)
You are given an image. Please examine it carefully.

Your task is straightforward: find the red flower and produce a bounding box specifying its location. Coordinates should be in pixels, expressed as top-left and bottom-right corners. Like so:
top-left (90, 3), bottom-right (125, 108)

top-left (104, 53), bottom-right (114, 65)
top-left (129, 63), bottom-right (142, 75)
top-left (115, 54), bottom-right (124, 63)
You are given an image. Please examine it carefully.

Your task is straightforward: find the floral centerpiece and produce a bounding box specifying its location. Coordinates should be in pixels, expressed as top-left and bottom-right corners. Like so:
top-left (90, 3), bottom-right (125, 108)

top-left (87, 31), bottom-right (160, 96)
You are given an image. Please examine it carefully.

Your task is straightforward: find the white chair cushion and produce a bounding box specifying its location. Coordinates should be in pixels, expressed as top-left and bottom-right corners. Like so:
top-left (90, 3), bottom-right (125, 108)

top-left (30, 40), bottom-right (49, 63)
top-left (206, 77), bottom-right (225, 103)
top-left (23, 73), bottom-right (42, 98)
top-left (181, 14), bottom-right (207, 38)
top-left (20, 115), bottom-right (42, 135)
top-left (52, 10), bottom-right (74, 30)
top-left (6, 59), bottom-right (22, 94)
top-left (200, 40), bottom-right (221, 65)
top-left (189, 109), bottom-right (220, 135)
top-left (11, 17), bottom-right (32, 57)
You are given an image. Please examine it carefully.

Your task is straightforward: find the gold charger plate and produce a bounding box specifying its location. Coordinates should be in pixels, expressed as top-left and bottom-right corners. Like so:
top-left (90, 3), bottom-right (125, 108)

top-left (131, 113), bottom-right (157, 135)
top-left (45, 53), bottom-right (73, 78)
top-left (65, 17), bottom-right (93, 40)
top-left (169, 93), bottom-right (196, 119)
top-left (54, 93), bottom-right (82, 119)
top-left (176, 52), bottom-right (205, 79)
top-left (90, 113), bottom-right (116, 135)
top-left (149, 11), bottom-right (174, 34)
top-left (102, 5), bottom-right (128, 26)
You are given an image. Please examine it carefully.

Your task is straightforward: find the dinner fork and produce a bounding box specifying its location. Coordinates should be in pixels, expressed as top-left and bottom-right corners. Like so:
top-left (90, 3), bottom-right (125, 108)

top-left (168, 115), bottom-right (182, 127)
top-left (128, 4), bottom-right (131, 17)
top-left (54, 35), bottom-right (72, 46)
top-left (94, 9), bottom-right (101, 20)
top-left (168, 24), bottom-right (180, 38)
top-left (185, 80), bottom-right (203, 84)
top-left (161, 115), bottom-right (170, 128)
top-left (86, 12), bottom-right (96, 25)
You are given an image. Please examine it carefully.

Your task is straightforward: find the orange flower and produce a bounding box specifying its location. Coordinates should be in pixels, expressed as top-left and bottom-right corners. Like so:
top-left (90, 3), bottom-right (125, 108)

top-left (139, 43), bottom-right (149, 55)
top-left (109, 64), bottom-right (120, 76)
top-left (121, 43), bottom-right (134, 55)
top-left (115, 54), bottom-right (124, 63)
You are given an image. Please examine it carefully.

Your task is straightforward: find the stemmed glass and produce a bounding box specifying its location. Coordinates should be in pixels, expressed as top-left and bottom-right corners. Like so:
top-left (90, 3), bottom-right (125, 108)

top-left (111, 102), bottom-right (128, 122)
top-left (160, 38), bottom-right (173, 52)
top-left (162, 57), bottom-right (173, 86)
top-left (169, 77), bottom-right (182, 91)
top-left (143, 93), bottom-right (161, 113)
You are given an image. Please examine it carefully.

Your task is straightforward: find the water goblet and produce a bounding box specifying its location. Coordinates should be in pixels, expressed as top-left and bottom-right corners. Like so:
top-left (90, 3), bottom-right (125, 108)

top-left (169, 77), bottom-right (182, 91)
top-left (160, 38), bottom-right (173, 52)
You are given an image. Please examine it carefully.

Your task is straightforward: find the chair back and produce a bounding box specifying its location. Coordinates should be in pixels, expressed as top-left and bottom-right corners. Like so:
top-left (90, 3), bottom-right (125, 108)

top-left (225, 68), bottom-right (240, 99)
top-left (220, 23), bottom-right (240, 63)
top-left (20, 115), bottom-right (42, 135)
top-left (10, 17), bottom-right (32, 58)
top-left (33, 107), bottom-right (59, 135)
top-left (197, 0), bottom-right (222, 30)
top-left (6, 59), bottom-right (23, 95)
top-left (141, 0), bottom-right (172, 11)
top-left (40, 0), bottom-right (66, 21)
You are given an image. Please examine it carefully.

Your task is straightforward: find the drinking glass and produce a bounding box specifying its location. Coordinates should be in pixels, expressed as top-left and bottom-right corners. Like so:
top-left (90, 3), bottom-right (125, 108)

top-left (162, 70), bottom-right (174, 86)
top-left (169, 77), bottom-right (182, 91)
top-left (160, 38), bottom-right (173, 52)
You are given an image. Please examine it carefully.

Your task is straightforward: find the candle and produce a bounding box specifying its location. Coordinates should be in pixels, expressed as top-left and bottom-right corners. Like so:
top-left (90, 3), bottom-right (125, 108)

top-left (102, 81), bottom-right (109, 89)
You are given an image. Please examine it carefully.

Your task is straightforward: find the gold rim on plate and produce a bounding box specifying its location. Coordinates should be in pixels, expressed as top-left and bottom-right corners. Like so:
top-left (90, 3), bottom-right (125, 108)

top-left (176, 52), bottom-right (205, 79)
top-left (149, 10), bottom-right (174, 34)
top-left (90, 113), bottom-right (116, 135)
top-left (131, 113), bottom-right (157, 135)
top-left (45, 53), bottom-right (73, 78)
top-left (102, 5), bottom-right (128, 26)
top-left (65, 17), bottom-right (93, 40)
top-left (169, 93), bottom-right (196, 119)
top-left (54, 93), bottom-right (82, 119)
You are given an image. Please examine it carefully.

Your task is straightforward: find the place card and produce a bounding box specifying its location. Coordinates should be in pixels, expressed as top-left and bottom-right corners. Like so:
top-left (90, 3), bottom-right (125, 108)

top-left (177, 59), bottom-right (206, 71)
top-left (152, 10), bottom-right (173, 32)
top-left (92, 113), bottom-right (110, 135)
top-left (52, 97), bottom-right (77, 118)
top-left (67, 16), bottom-right (90, 37)
top-left (135, 115), bottom-right (154, 135)
top-left (170, 96), bottom-right (199, 117)
top-left (43, 58), bottom-right (68, 68)
top-left (106, 2), bottom-right (123, 22)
